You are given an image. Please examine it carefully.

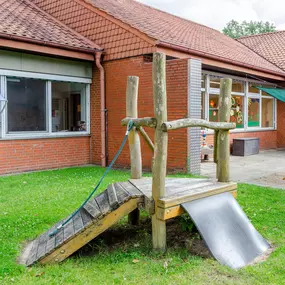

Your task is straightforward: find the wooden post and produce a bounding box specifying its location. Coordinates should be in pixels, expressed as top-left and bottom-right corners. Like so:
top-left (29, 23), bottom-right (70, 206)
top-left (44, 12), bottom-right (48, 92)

top-left (126, 76), bottom-right (142, 225)
top-left (217, 78), bottom-right (232, 182)
top-left (151, 52), bottom-right (167, 250)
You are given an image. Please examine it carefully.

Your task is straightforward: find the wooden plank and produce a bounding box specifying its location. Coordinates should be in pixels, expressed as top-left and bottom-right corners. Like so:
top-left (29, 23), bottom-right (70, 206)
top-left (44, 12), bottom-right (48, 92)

top-left (156, 190), bottom-right (237, 220)
top-left (114, 183), bottom-right (131, 204)
top-left (63, 218), bottom-right (75, 242)
top-left (156, 205), bottom-right (185, 220)
top-left (107, 184), bottom-right (119, 210)
top-left (95, 191), bottom-right (111, 215)
top-left (55, 227), bottom-right (64, 248)
top-left (152, 52), bottom-right (167, 250)
top-left (81, 208), bottom-right (93, 227)
top-left (73, 211), bottom-right (84, 234)
top-left (166, 181), bottom-right (218, 196)
top-left (36, 231), bottom-right (48, 260)
top-left (39, 198), bottom-right (139, 264)
top-left (120, 181), bottom-right (144, 197)
top-left (83, 198), bottom-right (101, 219)
top-left (157, 182), bottom-right (237, 208)
top-left (26, 238), bottom-right (40, 266)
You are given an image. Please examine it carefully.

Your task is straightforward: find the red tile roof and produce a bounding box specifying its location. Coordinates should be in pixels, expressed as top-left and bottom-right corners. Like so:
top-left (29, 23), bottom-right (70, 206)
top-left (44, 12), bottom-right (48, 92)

top-left (237, 31), bottom-right (285, 72)
top-left (0, 0), bottom-right (102, 52)
top-left (83, 0), bottom-right (284, 75)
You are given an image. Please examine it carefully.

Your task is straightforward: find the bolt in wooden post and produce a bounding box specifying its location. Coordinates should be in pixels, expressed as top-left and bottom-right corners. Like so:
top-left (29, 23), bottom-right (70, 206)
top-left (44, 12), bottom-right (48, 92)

top-left (151, 52), bottom-right (167, 250)
top-left (217, 78), bottom-right (232, 182)
top-left (126, 76), bottom-right (142, 225)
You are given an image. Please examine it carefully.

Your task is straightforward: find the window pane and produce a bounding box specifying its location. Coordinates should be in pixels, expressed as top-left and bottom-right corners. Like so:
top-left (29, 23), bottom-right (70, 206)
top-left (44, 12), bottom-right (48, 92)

top-left (230, 95), bottom-right (244, 128)
top-left (209, 94), bottom-right (219, 122)
top-left (248, 84), bottom-right (260, 94)
top-left (52, 82), bottom-right (87, 132)
top-left (210, 77), bottom-right (220, 89)
top-left (201, 75), bottom-right (206, 89)
top-left (248, 98), bottom-right (260, 127)
top-left (7, 77), bottom-right (46, 132)
top-left (262, 98), bottom-right (273, 127)
top-left (232, 81), bottom-right (244, 93)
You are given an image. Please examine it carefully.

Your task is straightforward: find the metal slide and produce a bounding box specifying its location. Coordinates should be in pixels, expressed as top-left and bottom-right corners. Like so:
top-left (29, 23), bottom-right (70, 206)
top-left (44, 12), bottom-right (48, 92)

top-left (182, 192), bottom-right (270, 269)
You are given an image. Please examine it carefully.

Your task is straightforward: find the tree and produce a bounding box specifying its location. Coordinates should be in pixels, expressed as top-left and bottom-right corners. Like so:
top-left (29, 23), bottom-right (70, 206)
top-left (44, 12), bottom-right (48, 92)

top-left (223, 20), bottom-right (276, 39)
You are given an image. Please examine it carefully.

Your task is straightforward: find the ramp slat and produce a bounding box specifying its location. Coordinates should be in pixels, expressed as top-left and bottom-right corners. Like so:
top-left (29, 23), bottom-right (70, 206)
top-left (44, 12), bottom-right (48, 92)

top-left (96, 191), bottom-right (111, 215)
top-left (83, 199), bottom-right (101, 219)
top-left (26, 239), bottom-right (40, 266)
top-left (63, 219), bottom-right (75, 242)
top-left (81, 208), bottom-right (93, 227)
top-left (107, 184), bottom-right (119, 210)
top-left (55, 228), bottom-right (64, 248)
top-left (114, 183), bottom-right (131, 204)
top-left (36, 232), bottom-right (48, 260)
top-left (73, 211), bottom-right (84, 234)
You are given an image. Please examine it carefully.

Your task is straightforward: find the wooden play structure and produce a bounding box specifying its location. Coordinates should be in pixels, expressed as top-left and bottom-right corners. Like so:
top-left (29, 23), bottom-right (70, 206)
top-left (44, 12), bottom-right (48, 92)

top-left (23, 52), bottom-right (262, 267)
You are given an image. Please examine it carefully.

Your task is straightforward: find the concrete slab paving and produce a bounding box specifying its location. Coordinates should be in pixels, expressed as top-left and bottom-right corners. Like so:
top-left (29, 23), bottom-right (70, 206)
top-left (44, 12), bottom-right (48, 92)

top-left (201, 149), bottom-right (285, 189)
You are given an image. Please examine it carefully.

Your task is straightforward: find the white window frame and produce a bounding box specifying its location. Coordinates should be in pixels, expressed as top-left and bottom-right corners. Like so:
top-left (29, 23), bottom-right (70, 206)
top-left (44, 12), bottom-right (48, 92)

top-left (202, 71), bottom-right (277, 133)
top-left (0, 70), bottom-right (91, 140)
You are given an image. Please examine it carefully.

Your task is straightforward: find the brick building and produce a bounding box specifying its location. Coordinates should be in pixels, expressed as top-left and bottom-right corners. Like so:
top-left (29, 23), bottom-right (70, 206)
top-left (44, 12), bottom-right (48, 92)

top-left (1, 0), bottom-right (285, 175)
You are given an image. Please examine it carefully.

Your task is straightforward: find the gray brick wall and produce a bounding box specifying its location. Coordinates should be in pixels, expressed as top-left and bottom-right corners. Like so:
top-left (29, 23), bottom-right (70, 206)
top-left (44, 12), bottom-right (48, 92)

top-left (187, 59), bottom-right (202, 175)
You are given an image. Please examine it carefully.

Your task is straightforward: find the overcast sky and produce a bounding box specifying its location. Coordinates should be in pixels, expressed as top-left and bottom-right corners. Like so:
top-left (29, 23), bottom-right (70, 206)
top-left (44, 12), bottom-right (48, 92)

top-left (137, 0), bottom-right (285, 31)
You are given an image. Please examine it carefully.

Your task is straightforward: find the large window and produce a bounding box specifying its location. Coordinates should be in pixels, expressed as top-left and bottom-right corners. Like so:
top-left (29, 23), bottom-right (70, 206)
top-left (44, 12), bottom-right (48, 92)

top-left (0, 73), bottom-right (90, 139)
top-left (203, 74), bottom-right (276, 131)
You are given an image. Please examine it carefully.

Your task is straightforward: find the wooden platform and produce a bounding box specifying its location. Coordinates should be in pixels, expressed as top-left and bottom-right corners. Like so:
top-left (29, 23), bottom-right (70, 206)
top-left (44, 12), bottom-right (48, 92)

top-left (21, 178), bottom-right (237, 266)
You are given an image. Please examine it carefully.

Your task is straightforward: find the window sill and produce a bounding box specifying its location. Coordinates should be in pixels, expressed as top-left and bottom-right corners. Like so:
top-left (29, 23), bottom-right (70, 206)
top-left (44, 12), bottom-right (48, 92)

top-left (1, 132), bottom-right (91, 141)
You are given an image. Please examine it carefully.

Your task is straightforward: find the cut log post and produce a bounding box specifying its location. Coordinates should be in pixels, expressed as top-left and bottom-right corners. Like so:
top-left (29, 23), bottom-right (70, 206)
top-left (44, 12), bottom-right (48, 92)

top-left (151, 52), bottom-right (167, 250)
top-left (214, 130), bottom-right (218, 163)
top-left (126, 76), bottom-right (142, 225)
top-left (217, 78), bottom-right (232, 182)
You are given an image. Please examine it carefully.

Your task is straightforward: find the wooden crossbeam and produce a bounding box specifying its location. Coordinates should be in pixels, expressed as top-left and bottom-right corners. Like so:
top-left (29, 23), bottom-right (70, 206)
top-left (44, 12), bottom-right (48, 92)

top-left (121, 117), bottom-right (157, 128)
top-left (161, 118), bottom-right (235, 132)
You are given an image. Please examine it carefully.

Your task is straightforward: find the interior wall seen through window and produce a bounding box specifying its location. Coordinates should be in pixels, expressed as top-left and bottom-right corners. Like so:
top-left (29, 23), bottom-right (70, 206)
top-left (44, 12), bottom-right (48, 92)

top-left (52, 82), bottom-right (86, 132)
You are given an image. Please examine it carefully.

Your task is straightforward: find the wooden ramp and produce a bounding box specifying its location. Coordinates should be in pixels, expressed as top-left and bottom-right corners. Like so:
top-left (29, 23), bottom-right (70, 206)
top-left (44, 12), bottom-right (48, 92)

top-left (21, 178), bottom-right (237, 266)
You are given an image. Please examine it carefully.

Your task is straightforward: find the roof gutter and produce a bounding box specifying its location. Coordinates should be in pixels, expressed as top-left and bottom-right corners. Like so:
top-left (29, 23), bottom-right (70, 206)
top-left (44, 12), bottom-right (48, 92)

top-left (157, 41), bottom-right (285, 78)
top-left (0, 32), bottom-right (102, 55)
top-left (95, 52), bottom-right (107, 167)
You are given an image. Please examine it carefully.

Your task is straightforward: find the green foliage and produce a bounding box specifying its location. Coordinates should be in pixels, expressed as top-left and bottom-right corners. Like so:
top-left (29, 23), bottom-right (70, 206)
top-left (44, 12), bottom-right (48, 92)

top-left (1, 168), bottom-right (285, 284)
top-left (223, 20), bottom-right (276, 39)
top-left (179, 214), bottom-right (195, 233)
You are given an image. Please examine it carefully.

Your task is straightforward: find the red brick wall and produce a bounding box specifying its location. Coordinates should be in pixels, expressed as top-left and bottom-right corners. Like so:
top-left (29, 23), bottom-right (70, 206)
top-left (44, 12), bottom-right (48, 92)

top-left (206, 131), bottom-right (277, 150)
top-left (0, 137), bottom-right (90, 175)
top-left (96, 56), bottom-right (189, 171)
top-left (30, 0), bottom-right (154, 61)
top-left (277, 101), bottom-right (285, 148)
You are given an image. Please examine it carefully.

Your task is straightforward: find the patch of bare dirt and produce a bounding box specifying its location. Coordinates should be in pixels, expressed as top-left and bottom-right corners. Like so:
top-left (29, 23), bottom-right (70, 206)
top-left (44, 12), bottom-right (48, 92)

top-left (76, 217), bottom-right (212, 259)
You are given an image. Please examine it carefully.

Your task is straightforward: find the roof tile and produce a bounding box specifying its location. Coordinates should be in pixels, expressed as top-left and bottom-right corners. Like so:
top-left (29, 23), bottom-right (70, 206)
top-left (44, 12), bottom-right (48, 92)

top-left (85, 0), bottom-right (284, 74)
top-left (237, 31), bottom-right (285, 72)
top-left (0, 0), bottom-right (102, 52)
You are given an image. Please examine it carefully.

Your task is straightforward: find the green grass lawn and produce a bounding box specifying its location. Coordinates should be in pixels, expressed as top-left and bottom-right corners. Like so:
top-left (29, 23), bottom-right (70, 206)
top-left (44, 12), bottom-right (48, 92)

top-left (1, 166), bottom-right (285, 285)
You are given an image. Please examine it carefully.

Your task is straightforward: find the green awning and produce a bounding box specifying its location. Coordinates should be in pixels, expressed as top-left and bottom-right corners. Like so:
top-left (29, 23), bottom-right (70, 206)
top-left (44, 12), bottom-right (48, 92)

top-left (255, 87), bottom-right (285, 102)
